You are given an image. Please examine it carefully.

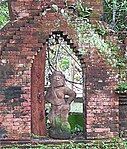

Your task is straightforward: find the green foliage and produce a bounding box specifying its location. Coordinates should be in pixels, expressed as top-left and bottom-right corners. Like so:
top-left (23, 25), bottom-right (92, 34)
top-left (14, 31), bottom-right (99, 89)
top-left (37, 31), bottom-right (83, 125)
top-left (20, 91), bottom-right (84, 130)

top-left (115, 82), bottom-right (127, 94)
top-left (46, 34), bottom-right (82, 86)
top-left (102, 0), bottom-right (127, 42)
top-left (95, 26), bottom-right (108, 37)
top-left (61, 1), bottom-right (126, 84)
top-left (119, 131), bottom-right (127, 138)
top-left (0, 0), bottom-right (9, 29)
top-left (68, 113), bottom-right (83, 133)
top-left (51, 4), bottom-right (59, 12)
top-left (2, 138), bottom-right (127, 149)
top-left (60, 56), bottom-right (70, 71)
top-left (31, 133), bottom-right (47, 139)
top-left (64, 0), bottom-right (92, 18)
top-left (75, 0), bottom-right (93, 18)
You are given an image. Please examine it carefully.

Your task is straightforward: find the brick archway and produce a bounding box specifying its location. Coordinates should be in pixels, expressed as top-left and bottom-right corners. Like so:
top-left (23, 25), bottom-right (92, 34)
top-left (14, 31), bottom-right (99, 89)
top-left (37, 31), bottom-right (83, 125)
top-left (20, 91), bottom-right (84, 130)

top-left (31, 31), bottom-right (87, 137)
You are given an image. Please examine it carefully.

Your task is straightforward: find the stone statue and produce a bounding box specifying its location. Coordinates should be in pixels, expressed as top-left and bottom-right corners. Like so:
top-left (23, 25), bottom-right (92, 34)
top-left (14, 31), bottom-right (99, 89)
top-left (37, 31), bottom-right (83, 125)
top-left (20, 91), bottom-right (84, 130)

top-left (45, 71), bottom-right (76, 139)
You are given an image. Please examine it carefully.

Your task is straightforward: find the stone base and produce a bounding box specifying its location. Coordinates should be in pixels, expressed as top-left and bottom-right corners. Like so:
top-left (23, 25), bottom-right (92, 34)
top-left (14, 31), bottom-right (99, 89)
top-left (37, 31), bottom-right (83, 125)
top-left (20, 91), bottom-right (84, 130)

top-left (48, 126), bottom-right (71, 139)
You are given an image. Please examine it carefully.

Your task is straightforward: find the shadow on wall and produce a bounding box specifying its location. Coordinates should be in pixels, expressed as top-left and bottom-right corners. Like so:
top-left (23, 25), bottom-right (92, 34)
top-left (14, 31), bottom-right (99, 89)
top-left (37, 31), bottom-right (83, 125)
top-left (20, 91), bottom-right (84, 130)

top-left (0, 86), bottom-right (28, 118)
top-left (0, 128), bottom-right (8, 139)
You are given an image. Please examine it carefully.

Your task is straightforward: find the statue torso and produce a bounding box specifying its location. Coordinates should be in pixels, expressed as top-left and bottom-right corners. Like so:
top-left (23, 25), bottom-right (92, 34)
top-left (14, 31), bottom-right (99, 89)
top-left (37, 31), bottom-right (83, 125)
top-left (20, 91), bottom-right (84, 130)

top-left (46, 87), bottom-right (66, 106)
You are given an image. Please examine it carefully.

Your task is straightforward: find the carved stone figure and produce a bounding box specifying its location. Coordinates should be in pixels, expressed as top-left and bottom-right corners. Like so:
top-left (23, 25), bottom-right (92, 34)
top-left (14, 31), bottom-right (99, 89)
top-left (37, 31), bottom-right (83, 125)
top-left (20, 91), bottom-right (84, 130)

top-left (45, 71), bottom-right (76, 139)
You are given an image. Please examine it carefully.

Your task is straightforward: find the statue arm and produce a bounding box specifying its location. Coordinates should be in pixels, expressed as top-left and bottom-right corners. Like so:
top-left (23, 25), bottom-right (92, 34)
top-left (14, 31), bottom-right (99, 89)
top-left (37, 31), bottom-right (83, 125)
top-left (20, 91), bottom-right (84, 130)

top-left (45, 87), bottom-right (58, 104)
top-left (64, 87), bottom-right (76, 105)
top-left (45, 88), bottom-right (52, 103)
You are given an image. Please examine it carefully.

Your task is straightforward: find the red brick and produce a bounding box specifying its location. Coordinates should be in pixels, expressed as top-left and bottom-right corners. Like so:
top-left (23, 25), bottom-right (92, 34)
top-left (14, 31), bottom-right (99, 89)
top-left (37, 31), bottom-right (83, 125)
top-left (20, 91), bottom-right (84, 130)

top-left (0, 0), bottom-right (120, 140)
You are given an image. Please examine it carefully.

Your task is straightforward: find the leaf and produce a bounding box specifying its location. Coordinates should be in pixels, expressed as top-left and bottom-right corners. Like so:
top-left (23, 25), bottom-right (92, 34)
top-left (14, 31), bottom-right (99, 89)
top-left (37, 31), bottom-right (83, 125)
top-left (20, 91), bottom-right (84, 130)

top-left (42, 10), bottom-right (47, 16)
top-left (60, 57), bottom-right (70, 71)
top-left (52, 4), bottom-right (58, 12)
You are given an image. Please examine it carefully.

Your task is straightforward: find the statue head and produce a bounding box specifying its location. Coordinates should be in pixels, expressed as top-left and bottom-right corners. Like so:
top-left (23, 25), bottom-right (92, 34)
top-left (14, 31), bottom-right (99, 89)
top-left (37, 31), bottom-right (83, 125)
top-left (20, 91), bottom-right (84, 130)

top-left (50, 71), bottom-right (65, 88)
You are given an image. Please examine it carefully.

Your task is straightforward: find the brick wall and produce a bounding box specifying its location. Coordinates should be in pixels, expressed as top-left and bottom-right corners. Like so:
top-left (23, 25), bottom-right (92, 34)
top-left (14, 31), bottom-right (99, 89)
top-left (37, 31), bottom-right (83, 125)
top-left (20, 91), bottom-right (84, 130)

top-left (0, 0), bottom-right (119, 140)
top-left (119, 95), bottom-right (127, 137)
top-left (85, 50), bottom-right (119, 139)
top-left (8, 0), bottom-right (102, 21)
top-left (119, 36), bottom-right (127, 137)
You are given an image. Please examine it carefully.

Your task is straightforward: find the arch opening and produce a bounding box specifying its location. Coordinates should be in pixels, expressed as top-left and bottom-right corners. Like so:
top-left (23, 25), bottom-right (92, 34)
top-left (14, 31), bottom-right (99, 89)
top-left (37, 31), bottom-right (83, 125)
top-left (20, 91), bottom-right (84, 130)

top-left (44, 31), bottom-right (86, 139)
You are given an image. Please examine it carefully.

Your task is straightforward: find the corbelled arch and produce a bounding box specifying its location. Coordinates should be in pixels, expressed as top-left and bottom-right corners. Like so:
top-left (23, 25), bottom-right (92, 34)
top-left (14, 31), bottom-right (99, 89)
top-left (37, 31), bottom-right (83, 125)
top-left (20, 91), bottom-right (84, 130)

top-left (31, 29), bottom-right (87, 138)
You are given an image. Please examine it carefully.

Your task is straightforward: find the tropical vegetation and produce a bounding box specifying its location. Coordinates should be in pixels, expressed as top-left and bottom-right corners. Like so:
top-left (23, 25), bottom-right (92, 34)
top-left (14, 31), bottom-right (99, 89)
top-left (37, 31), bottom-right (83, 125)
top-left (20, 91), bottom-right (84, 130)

top-left (0, 0), bottom-right (9, 29)
top-left (1, 137), bottom-right (127, 149)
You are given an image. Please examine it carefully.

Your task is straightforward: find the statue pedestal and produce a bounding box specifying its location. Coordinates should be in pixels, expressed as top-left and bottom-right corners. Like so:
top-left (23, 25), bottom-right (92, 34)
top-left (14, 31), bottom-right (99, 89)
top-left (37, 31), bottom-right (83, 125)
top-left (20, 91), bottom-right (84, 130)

top-left (48, 117), bottom-right (71, 139)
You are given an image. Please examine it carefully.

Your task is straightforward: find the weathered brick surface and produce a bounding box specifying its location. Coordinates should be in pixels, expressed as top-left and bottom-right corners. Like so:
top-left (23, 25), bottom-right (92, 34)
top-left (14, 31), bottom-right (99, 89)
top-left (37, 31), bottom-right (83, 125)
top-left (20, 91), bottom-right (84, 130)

top-left (119, 95), bottom-right (127, 137)
top-left (0, 0), bottom-right (120, 140)
top-left (80, 46), bottom-right (119, 139)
